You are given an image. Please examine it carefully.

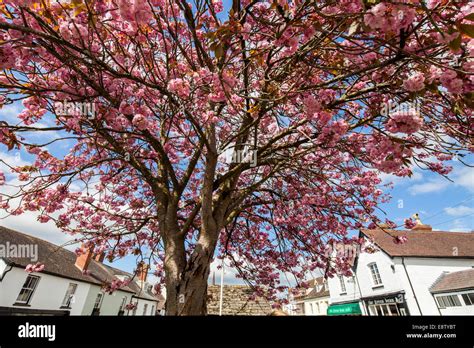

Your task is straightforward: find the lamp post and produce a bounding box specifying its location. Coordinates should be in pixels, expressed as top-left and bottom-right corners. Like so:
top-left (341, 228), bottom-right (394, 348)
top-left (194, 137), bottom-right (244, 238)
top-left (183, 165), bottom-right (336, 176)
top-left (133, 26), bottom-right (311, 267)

top-left (219, 258), bottom-right (225, 316)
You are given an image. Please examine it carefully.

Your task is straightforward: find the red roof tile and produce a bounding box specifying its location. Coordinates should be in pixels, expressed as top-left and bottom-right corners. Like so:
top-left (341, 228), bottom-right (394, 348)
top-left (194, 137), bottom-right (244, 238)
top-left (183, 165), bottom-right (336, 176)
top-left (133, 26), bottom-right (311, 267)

top-left (430, 269), bottom-right (474, 293)
top-left (360, 229), bottom-right (474, 258)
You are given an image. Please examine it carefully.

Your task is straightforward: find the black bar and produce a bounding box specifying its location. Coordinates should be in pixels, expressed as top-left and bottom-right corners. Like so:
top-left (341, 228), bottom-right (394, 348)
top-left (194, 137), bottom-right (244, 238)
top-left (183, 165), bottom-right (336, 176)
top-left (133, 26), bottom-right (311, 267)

top-left (0, 315), bottom-right (473, 347)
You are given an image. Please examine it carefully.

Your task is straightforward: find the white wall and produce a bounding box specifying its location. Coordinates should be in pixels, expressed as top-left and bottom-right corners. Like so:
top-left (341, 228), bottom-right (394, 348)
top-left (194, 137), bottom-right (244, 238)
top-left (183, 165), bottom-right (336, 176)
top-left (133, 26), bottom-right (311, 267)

top-left (433, 290), bottom-right (474, 315)
top-left (303, 296), bottom-right (329, 315)
top-left (0, 265), bottom-right (91, 315)
top-left (395, 257), bottom-right (474, 315)
top-left (356, 248), bottom-right (401, 296)
top-left (0, 258), bottom-right (8, 277)
top-left (132, 298), bottom-right (158, 316)
top-left (327, 274), bottom-right (361, 304)
top-left (0, 263), bottom-right (144, 316)
top-left (80, 285), bottom-right (132, 316)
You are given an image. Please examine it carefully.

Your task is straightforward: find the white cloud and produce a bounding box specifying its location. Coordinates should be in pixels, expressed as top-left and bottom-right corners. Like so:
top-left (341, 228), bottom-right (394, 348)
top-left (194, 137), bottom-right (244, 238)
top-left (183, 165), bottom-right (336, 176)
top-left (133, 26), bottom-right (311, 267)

top-left (455, 166), bottom-right (474, 193)
top-left (1, 211), bottom-right (73, 248)
top-left (379, 169), bottom-right (423, 186)
top-left (408, 164), bottom-right (474, 195)
top-left (444, 205), bottom-right (474, 216)
top-left (0, 151), bottom-right (30, 176)
top-left (209, 257), bottom-right (244, 285)
top-left (408, 178), bottom-right (449, 195)
top-left (0, 103), bottom-right (22, 123)
top-left (448, 218), bottom-right (472, 232)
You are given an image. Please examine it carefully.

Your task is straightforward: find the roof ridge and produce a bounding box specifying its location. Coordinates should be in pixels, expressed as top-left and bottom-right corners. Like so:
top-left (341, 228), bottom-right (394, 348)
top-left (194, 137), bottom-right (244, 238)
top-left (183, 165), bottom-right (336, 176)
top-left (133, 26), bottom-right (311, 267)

top-left (429, 271), bottom-right (450, 291)
top-left (361, 228), bottom-right (473, 235)
top-left (0, 225), bottom-right (80, 253)
top-left (360, 228), bottom-right (474, 258)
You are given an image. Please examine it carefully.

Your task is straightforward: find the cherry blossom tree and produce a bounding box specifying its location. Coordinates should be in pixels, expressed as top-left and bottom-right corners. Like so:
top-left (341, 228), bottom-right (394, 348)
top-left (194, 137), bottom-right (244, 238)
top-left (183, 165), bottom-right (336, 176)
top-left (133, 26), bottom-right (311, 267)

top-left (0, 0), bottom-right (472, 315)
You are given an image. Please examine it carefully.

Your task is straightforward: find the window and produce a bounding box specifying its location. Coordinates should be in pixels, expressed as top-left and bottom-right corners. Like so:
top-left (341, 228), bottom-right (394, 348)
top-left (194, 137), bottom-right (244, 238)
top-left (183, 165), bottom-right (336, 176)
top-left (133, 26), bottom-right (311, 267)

top-left (368, 263), bottom-right (382, 286)
top-left (15, 275), bottom-right (40, 304)
top-left (436, 295), bottom-right (461, 308)
top-left (461, 293), bottom-right (474, 306)
top-left (132, 302), bottom-right (138, 316)
top-left (61, 283), bottom-right (77, 308)
top-left (339, 276), bottom-right (346, 293)
top-left (94, 293), bottom-right (103, 309)
top-left (92, 293), bottom-right (103, 315)
top-left (368, 304), bottom-right (400, 316)
top-left (150, 305), bottom-right (155, 315)
top-left (118, 296), bottom-right (127, 315)
top-left (143, 303), bottom-right (148, 315)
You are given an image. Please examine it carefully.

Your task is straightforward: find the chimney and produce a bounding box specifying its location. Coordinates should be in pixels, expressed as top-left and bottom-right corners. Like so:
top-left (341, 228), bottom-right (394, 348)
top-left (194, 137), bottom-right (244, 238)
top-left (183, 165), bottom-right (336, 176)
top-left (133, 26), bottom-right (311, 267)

top-left (75, 244), bottom-right (94, 272)
top-left (411, 213), bottom-right (432, 231)
top-left (412, 224), bottom-right (432, 231)
top-left (94, 252), bottom-right (105, 263)
top-left (136, 262), bottom-right (149, 282)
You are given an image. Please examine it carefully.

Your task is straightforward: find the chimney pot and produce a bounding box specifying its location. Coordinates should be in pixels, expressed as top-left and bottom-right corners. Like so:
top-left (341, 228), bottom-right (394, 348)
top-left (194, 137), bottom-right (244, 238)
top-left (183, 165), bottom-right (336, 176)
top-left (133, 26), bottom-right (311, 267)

top-left (94, 252), bottom-right (105, 263)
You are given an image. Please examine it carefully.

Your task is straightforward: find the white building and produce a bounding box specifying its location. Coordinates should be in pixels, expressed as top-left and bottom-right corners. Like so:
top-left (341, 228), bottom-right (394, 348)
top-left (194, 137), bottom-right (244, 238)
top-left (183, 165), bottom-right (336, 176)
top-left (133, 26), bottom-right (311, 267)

top-left (429, 268), bottom-right (474, 315)
top-left (327, 224), bottom-right (474, 316)
top-left (287, 277), bottom-right (330, 315)
top-left (0, 226), bottom-right (164, 316)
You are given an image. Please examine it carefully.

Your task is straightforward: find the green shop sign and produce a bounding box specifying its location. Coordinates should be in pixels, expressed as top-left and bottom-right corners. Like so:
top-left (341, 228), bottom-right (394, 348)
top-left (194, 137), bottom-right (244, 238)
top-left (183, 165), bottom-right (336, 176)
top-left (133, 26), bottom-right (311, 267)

top-left (327, 302), bottom-right (362, 316)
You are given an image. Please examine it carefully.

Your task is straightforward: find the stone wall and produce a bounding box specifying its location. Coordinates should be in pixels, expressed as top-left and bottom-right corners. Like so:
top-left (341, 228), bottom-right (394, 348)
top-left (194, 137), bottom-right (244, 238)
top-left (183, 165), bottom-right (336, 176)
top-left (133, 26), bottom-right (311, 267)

top-left (207, 285), bottom-right (273, 316)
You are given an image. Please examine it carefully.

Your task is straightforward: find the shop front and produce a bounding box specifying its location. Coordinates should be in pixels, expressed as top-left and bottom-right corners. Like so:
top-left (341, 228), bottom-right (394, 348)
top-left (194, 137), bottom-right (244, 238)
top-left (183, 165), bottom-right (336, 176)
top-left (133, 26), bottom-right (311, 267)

top-left (364, 292), bottom-right (409, 316)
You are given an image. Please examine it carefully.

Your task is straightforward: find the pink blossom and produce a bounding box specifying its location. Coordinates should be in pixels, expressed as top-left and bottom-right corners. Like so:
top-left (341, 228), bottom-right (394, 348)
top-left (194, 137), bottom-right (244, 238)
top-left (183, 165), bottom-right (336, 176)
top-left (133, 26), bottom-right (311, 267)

top-left (440, 69), bottom-right (463, 94)
top-left (385, 111), bottom-right (423, 134)
top-left (119, 101), bottom-right (134, 115)
top-left (0, 172), bottom-right (5, 186)
top-left (132, 114), bottom-right (149, 131)
top-left (393, 235), bottom-right (408, 245)
top-left (212, 0), bottom-right (223, 13)
top-left (404, 218), bottom-right (417, 229)
top-left (426, 0), bottom-right (441, 9)
top-left (402, 72), bottom-right (425, 92)
top-left (25, 263), bottom-right (45, 273)
top-left (125, 302), bottom-right (137, 310)
top-left (168, 78), bottom-right (191, 98)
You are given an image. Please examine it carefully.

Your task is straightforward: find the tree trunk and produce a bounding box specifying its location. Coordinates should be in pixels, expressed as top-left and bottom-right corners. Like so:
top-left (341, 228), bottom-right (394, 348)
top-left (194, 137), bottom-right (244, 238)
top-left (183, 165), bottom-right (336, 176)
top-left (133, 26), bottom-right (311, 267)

top-left (164, 130), bottom-right (221, 315)
top-left (164, 233), bottom-right (218, 316)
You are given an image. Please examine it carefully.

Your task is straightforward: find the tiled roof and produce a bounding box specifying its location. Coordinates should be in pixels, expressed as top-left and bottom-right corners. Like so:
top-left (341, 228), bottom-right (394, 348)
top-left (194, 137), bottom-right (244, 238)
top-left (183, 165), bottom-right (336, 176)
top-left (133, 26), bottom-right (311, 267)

top-left (360, 228), bottom-right (474, 258)
top-left (430, 269), bottom-right (474, 293)
top-left (104, 264), bottom-right (164, 303)
top-left (0, 226), bottom-right (163, 305)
